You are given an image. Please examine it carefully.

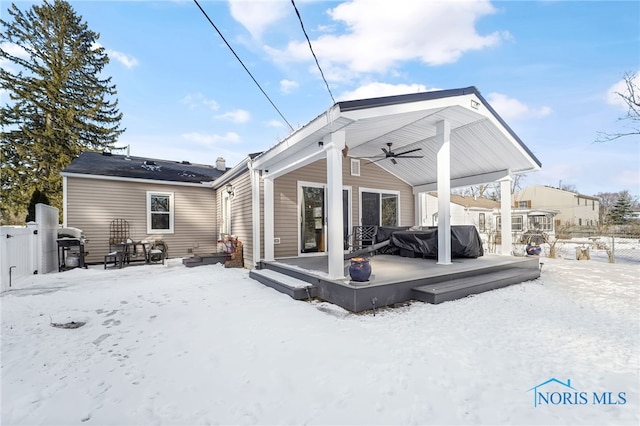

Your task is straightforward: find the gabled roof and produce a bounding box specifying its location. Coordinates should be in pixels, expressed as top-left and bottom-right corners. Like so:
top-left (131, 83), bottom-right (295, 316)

top-left (61, 151), bottom-right (226, 184)
top-left (452, 194), bottom-right (499, 209)
top-left (515, 184), bottom-right (600, 201)
top-left (427, 192), bottom-right (500, 209)
top-left (252, 86), bottom-right (542, 191)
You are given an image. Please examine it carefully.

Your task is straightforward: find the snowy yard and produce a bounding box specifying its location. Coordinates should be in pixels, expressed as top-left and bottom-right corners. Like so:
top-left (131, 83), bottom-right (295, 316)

top-left (1, 257), bottom-right (638, 425)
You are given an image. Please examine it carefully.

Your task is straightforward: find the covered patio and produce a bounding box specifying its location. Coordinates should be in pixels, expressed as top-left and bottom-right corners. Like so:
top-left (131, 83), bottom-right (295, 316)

top-left (247, 87), bottom-right (542, 310)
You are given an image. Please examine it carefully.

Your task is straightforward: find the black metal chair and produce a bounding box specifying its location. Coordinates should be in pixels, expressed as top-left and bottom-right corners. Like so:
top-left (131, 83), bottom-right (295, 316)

top-left (351, 226), bottom-right (378, 251)
top-left (343, 226), bottom-right (379, 260)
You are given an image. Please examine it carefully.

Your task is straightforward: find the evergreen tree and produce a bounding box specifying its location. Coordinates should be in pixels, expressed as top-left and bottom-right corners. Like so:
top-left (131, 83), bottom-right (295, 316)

top-left (606, 194), bottom-right (633, 225)
top-left (0, 0), bottom-right (125, 222)
top-left (25, 188), bottom-right (50, 222)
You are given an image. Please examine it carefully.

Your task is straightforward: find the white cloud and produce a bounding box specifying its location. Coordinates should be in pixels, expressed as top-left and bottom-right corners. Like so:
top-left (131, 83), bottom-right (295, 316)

top-left (265, 119), bottom-right (285, 128)
top-left (181, 131), bottom-right (241, 146)
top-left (180, 93), bottom-right (220, 111)
top-left (615, 169), bottom-right (640, 187)
top-left (229, 0), bottom-right (290, 39)
top-left (0, 42), bottom-right (29, 73)
top-left (266, 0), bottom-right (506, 81)
top-left (487, 92), bottom-right (552, 120)
top-left (1, 42), bottom-right (28, 58)
top-left (606, 71), bottom-right (640, 109)
top-left (91, 42), bottom-right (138, 69)
top-left (107, 49), bottom-right (138, 69)
top-left (338, 82), bottom-right (432, 101)
top-left (280, 79), bottom-right (299, 94)
top-left (216, 109), bottom-right (251, 124)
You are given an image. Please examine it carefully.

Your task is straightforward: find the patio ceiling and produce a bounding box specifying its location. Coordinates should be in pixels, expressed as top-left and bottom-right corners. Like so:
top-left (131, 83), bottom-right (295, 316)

top-left (252, 87), bottom-right (541, 191)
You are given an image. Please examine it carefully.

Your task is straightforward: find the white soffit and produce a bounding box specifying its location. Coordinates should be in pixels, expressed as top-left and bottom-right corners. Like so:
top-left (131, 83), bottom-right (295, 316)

top-left (253, 88), bottom-right (541, 187)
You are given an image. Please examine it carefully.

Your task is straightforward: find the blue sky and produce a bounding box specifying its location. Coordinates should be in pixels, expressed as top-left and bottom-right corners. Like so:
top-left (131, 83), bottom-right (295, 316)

top-left (4, 0), bottom-right (640, 197)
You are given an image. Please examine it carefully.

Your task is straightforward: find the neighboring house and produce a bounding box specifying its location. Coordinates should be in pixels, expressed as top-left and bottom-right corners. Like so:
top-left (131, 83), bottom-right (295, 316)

top-left (513, 185), bottom-right (600, 227)
top-left (422, 193), bottom-right (498, 243)
top-left (61, 151), bottom-right (228, 263)
top-left (422, 193), bottom-right (558, 248)
top-left (63, 87), bottom-right (543, 276)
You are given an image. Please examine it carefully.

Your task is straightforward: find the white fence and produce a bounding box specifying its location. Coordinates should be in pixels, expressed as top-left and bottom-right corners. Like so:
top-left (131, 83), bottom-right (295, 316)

top-left (0, 204), bottom-right (59, 292)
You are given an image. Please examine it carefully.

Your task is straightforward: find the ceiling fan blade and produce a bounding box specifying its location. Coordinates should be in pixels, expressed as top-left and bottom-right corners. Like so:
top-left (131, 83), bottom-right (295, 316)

top-left (381, 147), bottom-right (391, 156)
top-left (394, 147), bottom-right (422, 156)
top-left (367, 156), bottom-right (391, 164)
top-left (354, 154), bottom-right (385, 160)
top-left (391, 158), bottom-right (397, 165)
top-left (395, 155), bottom-right (424, 159)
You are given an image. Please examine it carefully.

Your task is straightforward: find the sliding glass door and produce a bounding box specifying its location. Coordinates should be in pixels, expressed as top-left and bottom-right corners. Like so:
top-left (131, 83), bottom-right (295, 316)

top-left (362, 192), bottom-right (380, 226)
top-left (299, 183), bottom-right (351, 255)
top-left (300, 184), bottom-right (325, 254)
top-left (361, 189), bottom-right (399, 228)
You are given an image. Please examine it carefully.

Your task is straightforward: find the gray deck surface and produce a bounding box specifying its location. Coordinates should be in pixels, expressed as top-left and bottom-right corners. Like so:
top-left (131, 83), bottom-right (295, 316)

top-left (252, 254), bottom-right (541, 312)
top-left (272, 254), bottom-right (538, 287)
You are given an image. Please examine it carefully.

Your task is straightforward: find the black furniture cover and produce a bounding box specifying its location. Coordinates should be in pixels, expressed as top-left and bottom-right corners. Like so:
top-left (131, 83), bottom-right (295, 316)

top-left (374, 226), bottom-right (411, 255)
top-left (386, 225), bottom-right (483, 259)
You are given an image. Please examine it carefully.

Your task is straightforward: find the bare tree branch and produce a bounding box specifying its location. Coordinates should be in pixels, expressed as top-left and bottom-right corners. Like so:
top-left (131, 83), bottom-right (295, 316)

top-left (596, 71), bottom-right (640, 143)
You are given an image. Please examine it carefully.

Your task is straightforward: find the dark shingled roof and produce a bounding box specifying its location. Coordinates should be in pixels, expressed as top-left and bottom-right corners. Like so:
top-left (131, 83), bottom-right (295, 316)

top-left (62, 151), bottom-right (227, 183)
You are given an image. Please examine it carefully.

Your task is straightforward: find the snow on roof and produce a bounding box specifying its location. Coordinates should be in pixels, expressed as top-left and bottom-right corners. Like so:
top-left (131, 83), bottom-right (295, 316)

top-left (62, 151), bottom-right (227, 184)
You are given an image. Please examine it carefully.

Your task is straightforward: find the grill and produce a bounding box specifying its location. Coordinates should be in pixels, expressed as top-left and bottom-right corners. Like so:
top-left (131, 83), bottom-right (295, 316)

top-left (57, 227), bottom-right (87, 271)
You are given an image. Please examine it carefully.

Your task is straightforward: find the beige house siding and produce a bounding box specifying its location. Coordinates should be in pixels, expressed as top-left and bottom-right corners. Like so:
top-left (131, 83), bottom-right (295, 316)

top-left (272, 158), bottom-right (414, 258)
top-left (216, 171), bottom-right (255, 268)
top-left (513, 185), bottom-right (599, 226)
top-left (66, 176), bottom-right (217, 263)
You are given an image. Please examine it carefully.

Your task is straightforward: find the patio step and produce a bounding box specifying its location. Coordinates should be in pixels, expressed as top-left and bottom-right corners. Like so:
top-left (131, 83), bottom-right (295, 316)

top-left (411, 268), bottom-right (540, 304)
top-left (250, 269), bottom-right (317, 300)
top-left (183, 253), bottom-right (227, 267)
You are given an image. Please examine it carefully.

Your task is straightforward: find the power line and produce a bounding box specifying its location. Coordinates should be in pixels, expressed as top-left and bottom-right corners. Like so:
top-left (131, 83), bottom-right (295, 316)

top-left (290, 0), bottom-right (335, 105)
top-left (192, 0), bottom-right (294, 132)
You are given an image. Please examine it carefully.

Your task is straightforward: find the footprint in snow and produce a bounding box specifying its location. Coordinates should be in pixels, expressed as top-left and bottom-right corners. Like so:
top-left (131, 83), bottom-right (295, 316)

top-left (93, 333), bottom-right (111, 346)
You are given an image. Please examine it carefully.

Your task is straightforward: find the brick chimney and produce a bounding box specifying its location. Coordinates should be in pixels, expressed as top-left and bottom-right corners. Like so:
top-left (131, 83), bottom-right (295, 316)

top-left (215, 157), bottom-right (226, 172)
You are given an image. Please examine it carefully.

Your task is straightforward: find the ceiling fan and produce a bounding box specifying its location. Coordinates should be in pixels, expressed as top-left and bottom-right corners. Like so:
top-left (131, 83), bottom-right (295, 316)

top-left (359, 142), bottom-right (424, 165)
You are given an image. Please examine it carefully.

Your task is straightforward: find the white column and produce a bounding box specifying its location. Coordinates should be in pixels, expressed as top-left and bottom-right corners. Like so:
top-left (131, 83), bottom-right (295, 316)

top-left (414, 192), bottom-right (421, 226)
top-left (499, 176), bottom-right (513, 256)
top-left (436, 120), bottom-right (452, 265)
top-left (250, 166), bottom-right (261, 267)
top-left (263, 176), bottom-right (275, 261)
top-left (325, 131), bottom-right (345, 279)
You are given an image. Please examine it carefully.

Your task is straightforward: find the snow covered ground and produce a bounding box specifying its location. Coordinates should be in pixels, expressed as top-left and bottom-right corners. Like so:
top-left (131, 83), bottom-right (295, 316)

top-left (1, 256), bottom-right (638, 425)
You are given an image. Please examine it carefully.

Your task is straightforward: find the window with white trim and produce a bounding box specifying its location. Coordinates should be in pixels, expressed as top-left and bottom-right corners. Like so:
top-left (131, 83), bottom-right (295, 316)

top-left (147, 191), bottom-right (174, 234)
top-left (497, 215), bottom-right (524, 231)
top-left (528, 215), bottom-right (552, 231)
